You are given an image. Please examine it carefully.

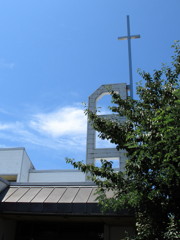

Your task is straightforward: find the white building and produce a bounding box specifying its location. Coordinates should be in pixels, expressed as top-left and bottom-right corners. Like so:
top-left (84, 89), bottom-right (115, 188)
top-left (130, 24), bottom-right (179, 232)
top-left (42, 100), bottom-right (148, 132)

top-left (0, 147), bottom-right (86, 183)
top-left (0, 84), bottom-right (135, 240)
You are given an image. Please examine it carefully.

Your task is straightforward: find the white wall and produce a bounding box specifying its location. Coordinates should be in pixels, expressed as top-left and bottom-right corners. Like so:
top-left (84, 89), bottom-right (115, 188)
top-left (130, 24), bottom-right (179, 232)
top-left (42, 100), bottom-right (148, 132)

top-left (19, 149), bottom-right (34, 182)
top-left (0, 148), bottom-right (86, 183)
top-left (29, 169), bottom-right (86, 182)
top-left (0, 148), bottom-right (23, 175)
top-left (0, 148), bottom-right (33, 182)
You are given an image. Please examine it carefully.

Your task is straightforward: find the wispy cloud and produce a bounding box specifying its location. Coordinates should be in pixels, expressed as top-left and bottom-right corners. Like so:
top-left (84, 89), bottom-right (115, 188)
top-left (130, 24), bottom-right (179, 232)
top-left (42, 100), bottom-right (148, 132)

top-left (0, 122), bottom-right (17, 130)
top-left (0, 105), bottom-right (87, 152)
top-left (30, 106), bottom-right (87, 137)
top-left (0, 59), bottom-right (15, 69)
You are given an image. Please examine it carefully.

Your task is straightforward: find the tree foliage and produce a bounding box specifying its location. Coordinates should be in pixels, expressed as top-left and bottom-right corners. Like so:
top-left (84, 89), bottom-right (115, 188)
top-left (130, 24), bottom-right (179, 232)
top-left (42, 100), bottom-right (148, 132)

top-left (67, 42), bottom-right (180, 240)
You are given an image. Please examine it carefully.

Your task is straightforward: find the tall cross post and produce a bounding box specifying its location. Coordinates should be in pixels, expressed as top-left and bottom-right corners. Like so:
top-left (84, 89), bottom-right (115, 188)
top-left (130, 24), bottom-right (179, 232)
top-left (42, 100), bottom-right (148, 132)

top-left (118, 15), bottom-right (140, 99)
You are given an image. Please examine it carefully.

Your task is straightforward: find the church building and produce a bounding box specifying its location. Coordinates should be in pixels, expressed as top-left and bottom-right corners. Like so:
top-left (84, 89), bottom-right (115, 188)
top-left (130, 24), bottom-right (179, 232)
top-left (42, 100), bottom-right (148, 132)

top-left (0, 84), bottom-right (135, 240)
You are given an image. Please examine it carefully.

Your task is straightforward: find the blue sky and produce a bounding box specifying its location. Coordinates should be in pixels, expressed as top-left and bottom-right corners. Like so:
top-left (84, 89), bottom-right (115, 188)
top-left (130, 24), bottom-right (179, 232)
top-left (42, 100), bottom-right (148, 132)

top-left (0, 0), bottom-right (179, 169)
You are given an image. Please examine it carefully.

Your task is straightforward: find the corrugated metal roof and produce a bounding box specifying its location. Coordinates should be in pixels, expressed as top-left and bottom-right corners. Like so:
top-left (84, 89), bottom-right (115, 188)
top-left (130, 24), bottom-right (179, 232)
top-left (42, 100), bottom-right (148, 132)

top-left (0, 185), bottom-right (105, 215)
top-left (1, 186), bottom-right (98, 204)
top-left (0, 183), bottom-right (132, 216)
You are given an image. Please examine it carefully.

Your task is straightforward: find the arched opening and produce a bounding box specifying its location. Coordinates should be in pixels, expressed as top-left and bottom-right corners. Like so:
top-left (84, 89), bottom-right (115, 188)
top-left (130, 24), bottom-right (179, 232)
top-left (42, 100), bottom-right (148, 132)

top-left (96, 93), bottom-right (115, 115)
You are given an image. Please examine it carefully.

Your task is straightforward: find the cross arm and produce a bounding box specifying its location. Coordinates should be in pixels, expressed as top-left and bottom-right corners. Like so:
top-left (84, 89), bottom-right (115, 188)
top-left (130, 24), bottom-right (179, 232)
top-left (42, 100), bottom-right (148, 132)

top-left (118, 34), bottom-right (140, 40)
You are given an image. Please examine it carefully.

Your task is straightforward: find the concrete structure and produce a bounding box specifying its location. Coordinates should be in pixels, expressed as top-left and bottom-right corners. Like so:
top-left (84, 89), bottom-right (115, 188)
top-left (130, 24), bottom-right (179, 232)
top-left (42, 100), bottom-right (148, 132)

top-left (86, 83), bottom-right (127, 172)
top-left (0, 84), bottom-right (135, 240)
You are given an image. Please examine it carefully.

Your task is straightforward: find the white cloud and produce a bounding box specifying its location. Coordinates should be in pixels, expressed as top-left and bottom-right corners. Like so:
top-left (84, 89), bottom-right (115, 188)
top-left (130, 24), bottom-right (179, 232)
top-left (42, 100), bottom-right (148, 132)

top-left (29, 106), bottom-right (87, 137)
top-left (0, 123), bottom-right (10, 130)
top-left (0, 105), bottom-right (87, 152)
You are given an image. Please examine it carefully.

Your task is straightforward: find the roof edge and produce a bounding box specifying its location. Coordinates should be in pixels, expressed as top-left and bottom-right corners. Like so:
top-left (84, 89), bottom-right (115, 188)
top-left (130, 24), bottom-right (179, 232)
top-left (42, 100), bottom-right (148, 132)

top-left (0, 147), bottom-right (25, 151)
top-left (10, 181), bottom-right (96, 187)
top-left (0, 177), bottom-right (9, 193)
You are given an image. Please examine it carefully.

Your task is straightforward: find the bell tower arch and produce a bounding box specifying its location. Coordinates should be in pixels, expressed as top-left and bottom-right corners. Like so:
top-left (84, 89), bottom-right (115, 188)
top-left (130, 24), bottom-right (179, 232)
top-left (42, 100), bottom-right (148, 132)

top-left (86, 83), bottom-right (128, 171)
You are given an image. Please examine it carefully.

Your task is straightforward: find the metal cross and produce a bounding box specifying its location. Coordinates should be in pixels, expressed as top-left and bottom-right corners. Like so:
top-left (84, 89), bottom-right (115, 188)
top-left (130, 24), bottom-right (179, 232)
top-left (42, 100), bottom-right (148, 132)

top-left (118, 15), bottom-right (140, 99)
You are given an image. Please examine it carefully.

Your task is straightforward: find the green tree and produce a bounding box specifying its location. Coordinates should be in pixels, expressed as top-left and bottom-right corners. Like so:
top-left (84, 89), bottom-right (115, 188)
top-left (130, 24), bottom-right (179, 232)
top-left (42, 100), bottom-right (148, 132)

top-left (67, 42), bottom-right (180, 240)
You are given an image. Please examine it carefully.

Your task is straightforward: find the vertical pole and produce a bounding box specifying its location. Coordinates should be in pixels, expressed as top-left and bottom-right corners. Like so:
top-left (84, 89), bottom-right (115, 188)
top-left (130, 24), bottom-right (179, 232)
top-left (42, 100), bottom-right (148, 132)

top-left (127, 15), bottom-right (133, 99)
